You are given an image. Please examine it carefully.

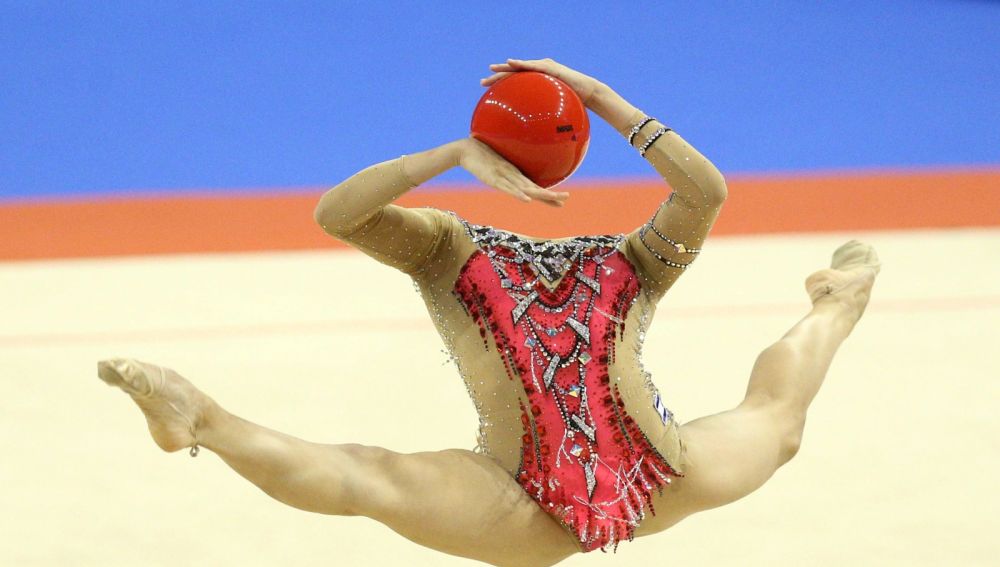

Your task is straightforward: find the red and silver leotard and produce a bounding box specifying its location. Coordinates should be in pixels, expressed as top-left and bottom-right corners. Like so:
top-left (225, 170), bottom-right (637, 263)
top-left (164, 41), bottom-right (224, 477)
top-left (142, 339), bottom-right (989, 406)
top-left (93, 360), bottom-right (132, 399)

top-left (321, 115), bottom-right (725, 551)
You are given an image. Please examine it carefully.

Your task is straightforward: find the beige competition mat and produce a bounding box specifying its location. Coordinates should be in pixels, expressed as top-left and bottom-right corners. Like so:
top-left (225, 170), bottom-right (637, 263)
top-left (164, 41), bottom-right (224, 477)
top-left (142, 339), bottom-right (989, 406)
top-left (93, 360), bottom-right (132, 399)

top-left (2, 228), bottom-right (997, 566)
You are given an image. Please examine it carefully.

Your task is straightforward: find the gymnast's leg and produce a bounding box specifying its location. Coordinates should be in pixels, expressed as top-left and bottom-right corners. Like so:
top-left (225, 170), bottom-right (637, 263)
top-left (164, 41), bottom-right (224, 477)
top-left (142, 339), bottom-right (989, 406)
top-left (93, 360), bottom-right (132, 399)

top-left (96, 359), bottom-right (577, 567)
top-left (640, 240), bottom-right (881, 531)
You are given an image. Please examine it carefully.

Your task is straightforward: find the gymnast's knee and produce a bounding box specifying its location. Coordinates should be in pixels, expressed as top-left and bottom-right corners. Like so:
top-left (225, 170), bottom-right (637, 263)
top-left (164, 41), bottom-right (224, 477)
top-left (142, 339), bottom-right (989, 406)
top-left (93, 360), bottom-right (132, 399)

top-left (267, 443), bottom-right (402, 518)
top-left (334, 443), bottom-right (407, 517)
top-left (743, 340), bottom-right (808, 406)
top-left (735, 397), bottom-right (806, 467)
top-left (777, 413), bottom-right (805, 466)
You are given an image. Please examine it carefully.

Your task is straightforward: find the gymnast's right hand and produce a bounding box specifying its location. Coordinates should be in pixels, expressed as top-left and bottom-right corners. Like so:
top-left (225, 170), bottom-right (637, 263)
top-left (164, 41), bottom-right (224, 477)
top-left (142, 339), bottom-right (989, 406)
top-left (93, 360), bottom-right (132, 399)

top-left (457, 137), bottom-right (568, 207)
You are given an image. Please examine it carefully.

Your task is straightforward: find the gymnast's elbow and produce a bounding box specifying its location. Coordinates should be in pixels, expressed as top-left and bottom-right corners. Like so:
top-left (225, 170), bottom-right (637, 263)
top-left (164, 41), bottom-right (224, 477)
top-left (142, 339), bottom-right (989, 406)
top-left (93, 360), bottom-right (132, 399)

top-left (701, 171), bottom-right (728, 208)
top-left (313, 188), bottom-right (350, 237)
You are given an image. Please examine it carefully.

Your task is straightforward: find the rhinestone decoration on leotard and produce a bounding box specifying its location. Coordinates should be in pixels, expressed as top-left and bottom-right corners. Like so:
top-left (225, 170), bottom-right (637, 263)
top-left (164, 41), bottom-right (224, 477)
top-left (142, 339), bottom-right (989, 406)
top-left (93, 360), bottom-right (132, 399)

top-left (453, 220), bottom-right (679, 552)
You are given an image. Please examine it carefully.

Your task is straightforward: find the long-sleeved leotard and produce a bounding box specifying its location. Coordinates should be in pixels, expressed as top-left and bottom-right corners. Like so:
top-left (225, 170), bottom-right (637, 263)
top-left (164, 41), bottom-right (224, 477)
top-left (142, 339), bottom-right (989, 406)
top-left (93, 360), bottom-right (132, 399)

top-left (318, 114), bottom-right (726, 551)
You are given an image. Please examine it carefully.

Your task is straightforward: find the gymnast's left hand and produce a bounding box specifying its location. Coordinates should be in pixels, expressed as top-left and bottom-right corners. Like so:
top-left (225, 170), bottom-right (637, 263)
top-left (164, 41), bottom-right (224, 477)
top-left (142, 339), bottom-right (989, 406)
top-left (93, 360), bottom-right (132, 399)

top-left (481, 58), bottom-right (601, 106)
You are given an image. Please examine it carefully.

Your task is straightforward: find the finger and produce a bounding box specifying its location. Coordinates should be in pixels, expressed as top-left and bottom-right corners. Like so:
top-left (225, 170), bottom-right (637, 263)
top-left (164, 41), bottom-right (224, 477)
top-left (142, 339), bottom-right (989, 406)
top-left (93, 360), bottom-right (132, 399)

top-left (484, 148), bottom-right (567, 204)
top-left (520, 183), bottom-right (569, 203)
top-left (530, 192), bottom-right (565, 207)
top-left (496, 179), bottom-right (532, 202)
top-left (506, 58), bottom-right (555, 72)
top-left (537, 194), bottom-right (568, 208)
top-left (480, 71), bottom-right (513, 86)
top-left (504, 178), bottom-right (541, 202)
top-left (520, 184), bottom-right (569, 203)
top-left (498, 170), bottom-right (546, 198)
top-left (488, 63), bottom-right (515, 72)
top-left (535, 195), bottom-right (565, 208)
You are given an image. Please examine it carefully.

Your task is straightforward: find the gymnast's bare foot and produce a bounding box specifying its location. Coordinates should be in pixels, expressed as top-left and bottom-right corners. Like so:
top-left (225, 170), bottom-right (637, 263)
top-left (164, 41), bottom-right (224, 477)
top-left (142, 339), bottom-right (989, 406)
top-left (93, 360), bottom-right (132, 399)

top-left (97, 358), bottom-right (217, 454)
top-left (805, 240), bottom-right (881, 321)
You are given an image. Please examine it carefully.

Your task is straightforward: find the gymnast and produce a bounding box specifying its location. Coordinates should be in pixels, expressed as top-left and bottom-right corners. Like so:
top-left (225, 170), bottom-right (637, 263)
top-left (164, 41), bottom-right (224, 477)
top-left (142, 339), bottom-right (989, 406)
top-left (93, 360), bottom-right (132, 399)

top-left (97, 58), bottom-right (880, 566)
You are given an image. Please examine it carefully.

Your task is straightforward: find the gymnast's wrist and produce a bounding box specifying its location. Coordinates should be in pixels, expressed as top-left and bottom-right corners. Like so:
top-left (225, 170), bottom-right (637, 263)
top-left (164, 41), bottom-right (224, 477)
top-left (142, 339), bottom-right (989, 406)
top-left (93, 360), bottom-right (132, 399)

top-left (399, 140), bottom-right (464, 187)
top-left (452, 138), bottom-right (476, 166)
top-left (586, 83), bottom-right (640, 133)
top-left (397, 155), bottom-right (418, 188)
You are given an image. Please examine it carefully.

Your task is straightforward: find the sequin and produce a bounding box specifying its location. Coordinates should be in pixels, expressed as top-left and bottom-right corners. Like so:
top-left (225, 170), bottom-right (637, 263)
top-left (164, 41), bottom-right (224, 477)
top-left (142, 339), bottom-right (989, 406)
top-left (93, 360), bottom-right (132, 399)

top-left (325, 176), bottom-right (694, 553)
top-left (314, 121), bottom-right (727, 551)
top-left (448, 217), bottom-right (681, 552)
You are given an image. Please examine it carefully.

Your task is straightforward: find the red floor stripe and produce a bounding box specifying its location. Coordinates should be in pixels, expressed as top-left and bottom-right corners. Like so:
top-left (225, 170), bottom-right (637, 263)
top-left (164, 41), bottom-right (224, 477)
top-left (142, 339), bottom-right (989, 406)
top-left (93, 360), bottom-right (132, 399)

top-left (2, 169), bottom-right (998, 261)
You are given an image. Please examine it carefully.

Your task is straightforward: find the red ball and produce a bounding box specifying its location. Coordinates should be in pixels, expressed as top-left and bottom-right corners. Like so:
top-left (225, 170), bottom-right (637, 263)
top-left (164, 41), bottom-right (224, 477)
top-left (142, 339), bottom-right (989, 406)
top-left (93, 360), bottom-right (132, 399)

top-left (471, 72), bottom-right (590, 188)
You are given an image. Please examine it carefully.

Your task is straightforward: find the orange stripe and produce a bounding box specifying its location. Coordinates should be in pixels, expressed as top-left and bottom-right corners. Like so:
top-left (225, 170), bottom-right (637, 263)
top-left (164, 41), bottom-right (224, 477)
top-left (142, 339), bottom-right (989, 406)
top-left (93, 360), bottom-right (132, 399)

top-left (1, 169), bottom-right (998, 261)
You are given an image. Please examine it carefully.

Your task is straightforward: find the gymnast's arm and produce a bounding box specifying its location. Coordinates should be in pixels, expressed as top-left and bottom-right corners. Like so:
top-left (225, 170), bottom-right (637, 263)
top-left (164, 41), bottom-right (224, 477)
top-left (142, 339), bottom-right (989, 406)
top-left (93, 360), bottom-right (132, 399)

top-left (583, 77), bottom-right (727, 297)
top-left (608, 105), bottom-right (728, 298)
top-left (314, 144), bottom-right (456, 275)
top-left (314, 139), bottom-right (567, 274)
top-left (483, 59), bottom-right (727, 298)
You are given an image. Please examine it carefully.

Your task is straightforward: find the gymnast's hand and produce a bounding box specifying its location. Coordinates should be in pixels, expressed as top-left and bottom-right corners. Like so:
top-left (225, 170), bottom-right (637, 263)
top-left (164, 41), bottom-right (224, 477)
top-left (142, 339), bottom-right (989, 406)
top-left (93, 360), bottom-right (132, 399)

top-left (457, 137), bottom-right (568, 207)
top-left (481, 58), bottom-right (601, 106)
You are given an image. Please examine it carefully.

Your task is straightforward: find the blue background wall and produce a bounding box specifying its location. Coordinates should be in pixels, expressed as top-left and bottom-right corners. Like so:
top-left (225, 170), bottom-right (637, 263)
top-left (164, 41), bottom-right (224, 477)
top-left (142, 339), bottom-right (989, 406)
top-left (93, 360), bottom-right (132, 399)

top-left (2, 0), bottom-right (998, 200)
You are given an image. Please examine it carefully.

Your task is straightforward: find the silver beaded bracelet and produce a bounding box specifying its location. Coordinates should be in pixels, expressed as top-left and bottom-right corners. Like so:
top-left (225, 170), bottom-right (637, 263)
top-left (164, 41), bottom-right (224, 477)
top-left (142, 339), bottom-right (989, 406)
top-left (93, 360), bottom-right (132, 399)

top-left (626, 116), bottom-right (656, 146)
top-left (647, 218), bottom-right (701, 254)
top-left (638, 126), bottom-right (671, 157)
top-left (638, 227), bottom-right (692, 269)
